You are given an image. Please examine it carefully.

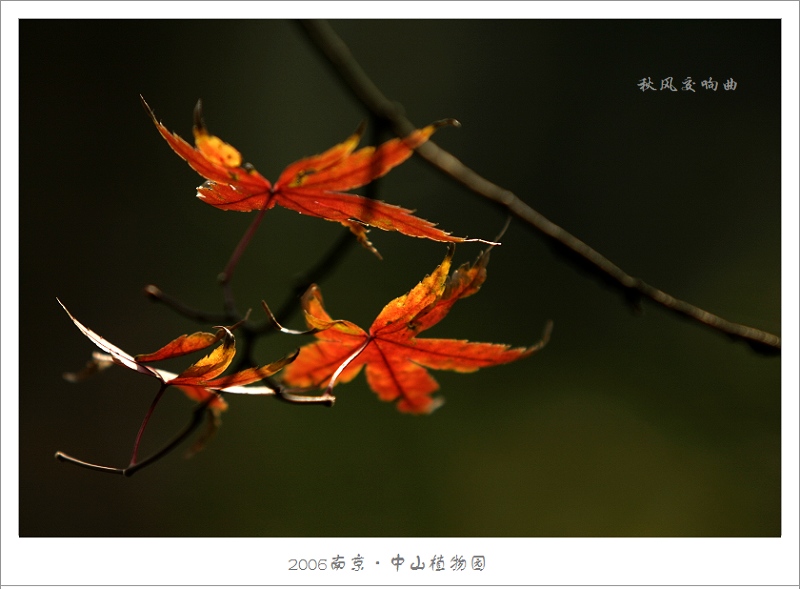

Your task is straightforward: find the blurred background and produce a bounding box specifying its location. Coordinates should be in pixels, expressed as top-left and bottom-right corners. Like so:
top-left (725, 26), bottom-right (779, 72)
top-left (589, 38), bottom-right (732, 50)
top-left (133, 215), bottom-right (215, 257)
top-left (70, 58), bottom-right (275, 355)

top-left (19, 19), bottom-right (780, 536)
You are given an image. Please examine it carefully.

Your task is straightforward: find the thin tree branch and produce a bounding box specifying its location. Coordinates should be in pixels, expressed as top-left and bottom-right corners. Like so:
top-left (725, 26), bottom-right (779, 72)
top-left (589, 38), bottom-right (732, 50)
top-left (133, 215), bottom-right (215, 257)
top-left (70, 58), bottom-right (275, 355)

top-left (143, 284), bottom-right (233, 325)
top-left (55, 394), bottom-right (216, 477)
top-left (264, 228), bottom-right (356, 327)
top-left (297, 19), bottom-right (780, 355)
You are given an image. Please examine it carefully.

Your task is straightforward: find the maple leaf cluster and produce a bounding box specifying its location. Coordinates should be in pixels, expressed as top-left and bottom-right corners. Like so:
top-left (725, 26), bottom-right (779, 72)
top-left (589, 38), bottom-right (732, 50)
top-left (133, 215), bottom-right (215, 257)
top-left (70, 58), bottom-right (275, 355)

top-left (57, 98), bottom-right (550, 473)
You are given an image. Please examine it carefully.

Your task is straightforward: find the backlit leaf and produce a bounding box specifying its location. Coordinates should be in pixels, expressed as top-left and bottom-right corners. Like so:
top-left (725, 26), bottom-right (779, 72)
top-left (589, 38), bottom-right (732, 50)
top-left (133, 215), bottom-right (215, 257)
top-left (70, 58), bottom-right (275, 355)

top-left (58, 299), bottom-right (294, 415)
top-left (278, 248), bottom-right (551, 414)
top-left (143, 97), bottom-right (495, 256)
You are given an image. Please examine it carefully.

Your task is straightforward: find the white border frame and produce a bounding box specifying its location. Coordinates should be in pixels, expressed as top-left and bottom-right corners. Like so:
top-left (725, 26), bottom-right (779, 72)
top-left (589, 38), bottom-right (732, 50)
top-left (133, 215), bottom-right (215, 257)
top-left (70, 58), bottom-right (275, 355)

top-left (3, 2), bottom-right (797, 586)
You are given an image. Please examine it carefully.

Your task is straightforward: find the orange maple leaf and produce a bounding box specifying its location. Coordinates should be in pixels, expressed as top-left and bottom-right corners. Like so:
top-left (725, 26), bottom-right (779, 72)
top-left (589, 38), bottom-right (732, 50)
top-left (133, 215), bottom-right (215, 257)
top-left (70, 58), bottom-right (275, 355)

top-left (58, 300), bottom-right (300, 468)
top-left (59, 299), bottom-right (296, 415)
top-left (274, 246), bottom-right (551, 414)
top-left (142, 97), bottom-right (493, 256)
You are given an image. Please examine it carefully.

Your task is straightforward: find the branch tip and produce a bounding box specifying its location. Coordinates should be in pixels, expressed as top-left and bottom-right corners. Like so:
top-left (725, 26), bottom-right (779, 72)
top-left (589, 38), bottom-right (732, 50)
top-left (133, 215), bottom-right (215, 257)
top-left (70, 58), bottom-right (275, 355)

top-left (143, 284), bottom-right (162, 299)
top-left (193, 98), bottom-right (205, 132)
top-left (354, 119), bottom-right (368, 138)
top-left (433, 117), bottom-right (460, 130)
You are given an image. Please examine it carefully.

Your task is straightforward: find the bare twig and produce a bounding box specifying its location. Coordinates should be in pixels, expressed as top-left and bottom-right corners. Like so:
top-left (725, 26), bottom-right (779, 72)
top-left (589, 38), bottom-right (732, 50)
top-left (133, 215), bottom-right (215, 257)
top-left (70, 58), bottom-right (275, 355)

top-left (55, 393), bottom-right (216, 477)
top-left (143, 284), bottom-right (233, 325)
top-left (297, 19), bottom-right (780, 355)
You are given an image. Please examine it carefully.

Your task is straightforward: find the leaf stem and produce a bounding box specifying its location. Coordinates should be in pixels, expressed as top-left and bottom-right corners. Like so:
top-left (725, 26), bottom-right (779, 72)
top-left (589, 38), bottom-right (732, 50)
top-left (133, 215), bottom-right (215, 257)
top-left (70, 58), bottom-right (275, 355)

top-left (129, 383), bottom-right (168, 466)
top-left (219, 204), bottom-right (270, 313)
top-left (324, 336), bottom-right (372, 395)
top-left (122, 402), bottom-right (212, 477)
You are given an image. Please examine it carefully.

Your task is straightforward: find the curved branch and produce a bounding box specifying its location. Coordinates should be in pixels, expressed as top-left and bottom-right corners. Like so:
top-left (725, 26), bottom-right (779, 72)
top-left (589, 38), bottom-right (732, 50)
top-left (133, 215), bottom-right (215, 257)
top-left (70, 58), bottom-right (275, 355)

top-left (297, 19), bottom-right (780, 355)
top-left (55, 393), bottom-right (215, 477)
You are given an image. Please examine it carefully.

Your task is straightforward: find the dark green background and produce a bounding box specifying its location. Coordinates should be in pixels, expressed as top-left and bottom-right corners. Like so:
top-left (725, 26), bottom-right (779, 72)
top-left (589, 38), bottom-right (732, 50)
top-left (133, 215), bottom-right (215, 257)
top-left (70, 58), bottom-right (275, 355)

top-left (19, 20), bottom-right (780, 536)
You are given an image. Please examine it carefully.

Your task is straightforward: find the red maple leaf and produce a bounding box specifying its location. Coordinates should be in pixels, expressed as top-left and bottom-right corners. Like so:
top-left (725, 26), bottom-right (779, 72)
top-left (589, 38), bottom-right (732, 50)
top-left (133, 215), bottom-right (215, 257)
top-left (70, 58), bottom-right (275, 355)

top-left (142, 97), bottom-right (493, 256)
top-left (274, 246), bottom-right (551, 414)
top-left (60, 299), bottom-right (295, 405)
